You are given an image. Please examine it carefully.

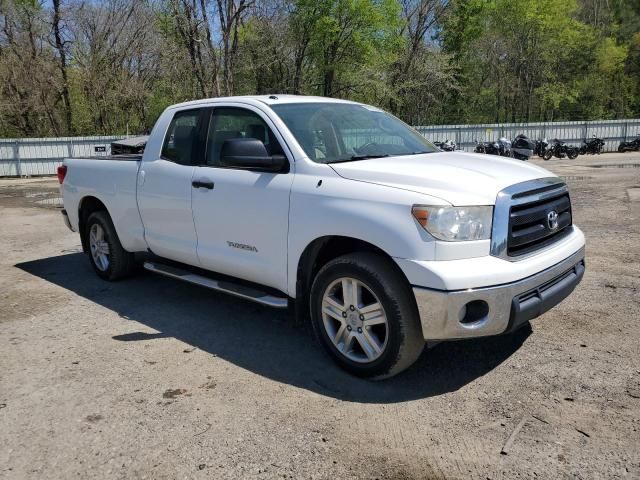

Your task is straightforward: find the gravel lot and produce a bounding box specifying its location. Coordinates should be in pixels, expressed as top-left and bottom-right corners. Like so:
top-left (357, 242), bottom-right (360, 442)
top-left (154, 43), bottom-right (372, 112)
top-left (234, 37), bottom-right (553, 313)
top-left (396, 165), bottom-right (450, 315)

top-left (1, 152), bottom-right (639, 479)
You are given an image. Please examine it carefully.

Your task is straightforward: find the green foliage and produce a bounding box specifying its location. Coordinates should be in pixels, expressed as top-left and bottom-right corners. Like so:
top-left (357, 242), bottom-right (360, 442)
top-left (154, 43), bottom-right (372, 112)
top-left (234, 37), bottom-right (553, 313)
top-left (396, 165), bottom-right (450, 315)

top-left (441, 0), bottom-right (639, 122)
top-left (292, 0), bottom-right (402, 96)
top-left (0, 0), bottom-right (639, 137)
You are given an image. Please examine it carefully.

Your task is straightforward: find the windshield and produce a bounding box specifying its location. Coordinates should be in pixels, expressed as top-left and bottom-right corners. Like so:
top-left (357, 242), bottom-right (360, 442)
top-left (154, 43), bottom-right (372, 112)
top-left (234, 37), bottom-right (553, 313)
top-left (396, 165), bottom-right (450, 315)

top-left (270, 102), bottom-right (438, 163)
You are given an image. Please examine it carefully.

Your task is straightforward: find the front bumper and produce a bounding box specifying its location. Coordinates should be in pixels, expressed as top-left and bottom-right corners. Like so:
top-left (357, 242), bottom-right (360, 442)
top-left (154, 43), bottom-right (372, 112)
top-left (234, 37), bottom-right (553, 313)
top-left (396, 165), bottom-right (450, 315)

top-left (413, 247), bottom-right (585, 340)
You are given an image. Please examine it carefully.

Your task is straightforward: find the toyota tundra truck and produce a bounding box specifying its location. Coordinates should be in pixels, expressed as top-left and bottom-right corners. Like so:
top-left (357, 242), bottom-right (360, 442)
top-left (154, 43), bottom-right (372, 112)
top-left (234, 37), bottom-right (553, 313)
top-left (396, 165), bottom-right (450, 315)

top-left (59, 95), bottom-right (585, 379)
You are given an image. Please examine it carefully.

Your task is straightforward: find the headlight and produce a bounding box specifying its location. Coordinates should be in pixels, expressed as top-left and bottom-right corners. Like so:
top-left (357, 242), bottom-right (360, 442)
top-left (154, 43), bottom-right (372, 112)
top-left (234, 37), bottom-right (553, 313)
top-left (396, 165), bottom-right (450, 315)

top-left (412, 205), bottom-right (493, 241)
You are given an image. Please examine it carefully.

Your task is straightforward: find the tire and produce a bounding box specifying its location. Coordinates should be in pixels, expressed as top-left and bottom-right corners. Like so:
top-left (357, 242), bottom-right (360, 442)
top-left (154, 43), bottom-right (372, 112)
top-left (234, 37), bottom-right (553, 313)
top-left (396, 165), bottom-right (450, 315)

top-left (543, 149), bottom-right (553, 160)
top-left (309, 252), bottom-right (425, 379)
top-left (618, 144), bottom-right (625, 152)
top-left (85, 211), bottom-right (135, 281)
top-left (567, 148), bottom-right (578, 160)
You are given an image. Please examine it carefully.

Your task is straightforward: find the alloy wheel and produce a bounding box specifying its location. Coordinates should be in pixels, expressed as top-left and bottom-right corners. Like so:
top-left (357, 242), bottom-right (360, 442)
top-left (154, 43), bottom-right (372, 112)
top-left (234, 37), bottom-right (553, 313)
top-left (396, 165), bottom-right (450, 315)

top-left (89, 223), bottom-right (110, 271)
top-left (321, 277), bottom-right (388, 363)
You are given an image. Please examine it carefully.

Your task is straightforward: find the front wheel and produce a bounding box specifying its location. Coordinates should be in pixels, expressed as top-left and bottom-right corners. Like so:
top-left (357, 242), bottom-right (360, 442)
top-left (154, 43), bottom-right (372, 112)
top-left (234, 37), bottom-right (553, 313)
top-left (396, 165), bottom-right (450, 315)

top-left (310, 253), bottom-right (424, 379)
top-left (567, 148), bottom-right (579, 160)
top-left (543, 149), bottom-right (553, 160)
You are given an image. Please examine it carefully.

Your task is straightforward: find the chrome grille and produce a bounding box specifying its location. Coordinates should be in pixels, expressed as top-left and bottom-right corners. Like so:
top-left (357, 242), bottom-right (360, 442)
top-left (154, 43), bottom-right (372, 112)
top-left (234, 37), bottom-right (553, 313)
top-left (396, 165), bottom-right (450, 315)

top-left (491, 178), bottom-right (573, 260)
top-left (508, 191), bottom-right (572, 256)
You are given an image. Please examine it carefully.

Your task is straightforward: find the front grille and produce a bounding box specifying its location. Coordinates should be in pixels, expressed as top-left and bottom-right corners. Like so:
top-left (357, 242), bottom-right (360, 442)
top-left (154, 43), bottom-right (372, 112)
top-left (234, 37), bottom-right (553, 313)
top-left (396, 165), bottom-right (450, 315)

top-left (507, 189), bottom-right (572, 257)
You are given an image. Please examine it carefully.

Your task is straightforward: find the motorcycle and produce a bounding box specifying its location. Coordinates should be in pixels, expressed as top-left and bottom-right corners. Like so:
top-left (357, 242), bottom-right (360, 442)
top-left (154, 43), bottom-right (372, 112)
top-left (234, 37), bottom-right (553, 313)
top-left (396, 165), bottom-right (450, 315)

top-left (579, 136), bottom-right (605, 155)
top-left (511, 134), bottom-right (535, 160)
top-left (475, 138), bottom-right (511, 157)
top-left (474, 140), bottom-right (500, 155)
top-left (534, 138), bottom-right (549, 158)
top-left (434, 139), bottom-right (456, 151)
top-left (543, 139), bottom-right (579, 160)
top-left (497, 137), bottom-right (512, 157)
top-left (618, 135), bottom-right (640, 152)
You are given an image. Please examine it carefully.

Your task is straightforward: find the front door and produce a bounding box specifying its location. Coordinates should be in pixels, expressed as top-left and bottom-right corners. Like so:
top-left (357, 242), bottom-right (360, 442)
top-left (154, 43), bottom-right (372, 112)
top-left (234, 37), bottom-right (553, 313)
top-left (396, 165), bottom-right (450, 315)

top-left (191, 105), bottom-right (294, 292)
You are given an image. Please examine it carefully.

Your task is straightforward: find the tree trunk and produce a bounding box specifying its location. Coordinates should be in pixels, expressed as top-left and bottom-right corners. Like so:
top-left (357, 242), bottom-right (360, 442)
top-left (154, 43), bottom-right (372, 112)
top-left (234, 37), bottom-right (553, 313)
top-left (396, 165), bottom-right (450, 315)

top-left (199, 0), bottom-right (221, 97)
top-left (52, 0), bottom-right (73, 134)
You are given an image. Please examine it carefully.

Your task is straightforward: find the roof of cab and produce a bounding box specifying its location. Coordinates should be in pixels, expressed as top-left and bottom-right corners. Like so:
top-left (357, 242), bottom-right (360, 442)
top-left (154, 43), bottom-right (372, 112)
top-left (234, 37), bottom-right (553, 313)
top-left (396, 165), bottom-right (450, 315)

top-left (167, 95), bottom-right (360, 110)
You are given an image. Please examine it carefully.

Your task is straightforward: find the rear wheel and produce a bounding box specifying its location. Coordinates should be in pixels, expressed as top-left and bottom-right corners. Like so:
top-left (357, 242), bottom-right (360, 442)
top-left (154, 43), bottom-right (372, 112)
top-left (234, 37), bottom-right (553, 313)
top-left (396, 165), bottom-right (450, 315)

top-left (310, 252), bottom-right (424, 379)
top-left (86, 211), bottom-right (135, 281)
top-left (543, 149), bottom-right (553, 160)
top-left (567, 148), bottom-right (579, 159)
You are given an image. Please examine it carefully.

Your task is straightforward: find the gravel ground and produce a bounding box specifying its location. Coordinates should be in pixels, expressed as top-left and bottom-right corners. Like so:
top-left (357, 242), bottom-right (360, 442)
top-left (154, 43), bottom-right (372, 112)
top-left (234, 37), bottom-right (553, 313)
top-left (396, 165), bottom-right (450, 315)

top-left (1, 152), bottom-right (639, 479)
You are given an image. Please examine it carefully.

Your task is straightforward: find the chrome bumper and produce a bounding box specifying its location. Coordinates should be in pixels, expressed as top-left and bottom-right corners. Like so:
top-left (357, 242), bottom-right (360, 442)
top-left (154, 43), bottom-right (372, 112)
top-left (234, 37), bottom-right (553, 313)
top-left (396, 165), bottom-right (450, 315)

top-left (413, 247), bottom-right (585, 340)
top-left (61, 209), bottom-right (74, 232)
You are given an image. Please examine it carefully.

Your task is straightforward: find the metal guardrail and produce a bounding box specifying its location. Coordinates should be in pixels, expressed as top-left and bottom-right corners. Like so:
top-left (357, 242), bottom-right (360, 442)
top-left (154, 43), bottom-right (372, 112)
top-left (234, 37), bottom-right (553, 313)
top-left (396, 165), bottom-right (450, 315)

top-left (1, 119), bottom-right (639, 177)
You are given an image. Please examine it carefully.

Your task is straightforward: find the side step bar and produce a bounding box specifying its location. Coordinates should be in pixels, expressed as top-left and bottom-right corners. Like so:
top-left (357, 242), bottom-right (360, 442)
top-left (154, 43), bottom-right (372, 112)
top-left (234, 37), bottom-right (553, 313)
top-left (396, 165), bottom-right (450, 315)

top-left (143, 262), bottom-right (288, 309)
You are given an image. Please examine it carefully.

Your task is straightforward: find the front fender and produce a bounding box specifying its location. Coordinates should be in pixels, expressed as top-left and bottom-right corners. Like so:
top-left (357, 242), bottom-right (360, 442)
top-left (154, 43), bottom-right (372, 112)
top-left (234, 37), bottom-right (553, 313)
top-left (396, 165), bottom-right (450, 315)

top-left (287, 174), bottom-right (446, 296)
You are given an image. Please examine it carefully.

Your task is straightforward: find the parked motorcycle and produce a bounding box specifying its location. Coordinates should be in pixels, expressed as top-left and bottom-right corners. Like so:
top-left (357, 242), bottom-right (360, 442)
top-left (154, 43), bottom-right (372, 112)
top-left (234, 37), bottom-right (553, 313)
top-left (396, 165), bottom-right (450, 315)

top-left (543, 139), bottom-right (579, 160)
top-left (434, 139), bottom-right (457, 151)
top-left (618, 135), bottom-right (640, 152)
top-left (474, 140), bottom-right (500, 155)
top-left (534, 138), bottom-right (549, 158)
top-left (511, 134), bottom-right (535, 160)
top-left (579, 135), bottom-right (605, 155)
top-left (475, 138), bottom-right (511, 156)
top-left (497, 137), bottom-right (512, 157)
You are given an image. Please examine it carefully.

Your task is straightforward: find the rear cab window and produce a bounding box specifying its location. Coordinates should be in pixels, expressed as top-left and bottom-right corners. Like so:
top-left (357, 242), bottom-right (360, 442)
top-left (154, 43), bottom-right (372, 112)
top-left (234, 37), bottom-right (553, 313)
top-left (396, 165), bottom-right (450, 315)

top-left (161, 109), bottom-right (201, 165)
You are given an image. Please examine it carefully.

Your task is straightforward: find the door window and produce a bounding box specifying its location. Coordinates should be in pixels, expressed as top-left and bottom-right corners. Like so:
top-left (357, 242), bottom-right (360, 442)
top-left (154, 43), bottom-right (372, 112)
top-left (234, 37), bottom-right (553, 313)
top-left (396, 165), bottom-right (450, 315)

top-left (161, 109), bottom-right (200, 165)
top-left (205, 108), bottom-right (284, 166)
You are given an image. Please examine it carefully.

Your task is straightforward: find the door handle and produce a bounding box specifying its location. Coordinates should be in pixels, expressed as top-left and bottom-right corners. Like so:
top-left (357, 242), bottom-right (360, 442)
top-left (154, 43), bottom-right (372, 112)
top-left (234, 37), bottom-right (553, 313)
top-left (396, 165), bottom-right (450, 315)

top-left (192, 179), bottom-right (214, 190)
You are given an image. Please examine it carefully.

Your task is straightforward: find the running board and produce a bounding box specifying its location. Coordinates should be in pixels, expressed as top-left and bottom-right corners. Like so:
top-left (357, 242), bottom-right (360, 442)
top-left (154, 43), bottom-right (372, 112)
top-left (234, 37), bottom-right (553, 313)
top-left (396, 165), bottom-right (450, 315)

top-left (143, 262), bottom-right (288, 309)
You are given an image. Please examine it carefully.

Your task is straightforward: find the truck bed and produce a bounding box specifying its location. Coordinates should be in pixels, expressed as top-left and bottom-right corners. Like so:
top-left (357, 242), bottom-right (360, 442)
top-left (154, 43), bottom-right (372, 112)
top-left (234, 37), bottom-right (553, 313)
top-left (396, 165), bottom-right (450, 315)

top-left (62, 156), bottom-right (147, 253)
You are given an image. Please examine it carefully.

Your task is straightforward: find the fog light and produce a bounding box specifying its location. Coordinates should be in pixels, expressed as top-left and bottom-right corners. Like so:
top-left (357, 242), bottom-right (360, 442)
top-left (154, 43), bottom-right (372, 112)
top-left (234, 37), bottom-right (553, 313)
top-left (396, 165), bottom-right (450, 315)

top-left (459, 300), bottom-right (489, 325)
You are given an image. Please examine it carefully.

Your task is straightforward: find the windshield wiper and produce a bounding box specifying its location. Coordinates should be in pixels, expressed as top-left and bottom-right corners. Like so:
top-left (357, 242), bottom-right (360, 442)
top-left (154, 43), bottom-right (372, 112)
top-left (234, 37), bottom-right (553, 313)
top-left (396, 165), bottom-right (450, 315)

top-left (328, 154), bottom-right (390, 164)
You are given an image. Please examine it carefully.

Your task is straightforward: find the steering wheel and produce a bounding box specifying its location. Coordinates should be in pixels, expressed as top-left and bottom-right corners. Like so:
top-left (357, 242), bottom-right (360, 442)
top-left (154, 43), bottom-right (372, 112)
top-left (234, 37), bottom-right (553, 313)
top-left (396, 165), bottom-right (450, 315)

top-left (355, 142), bottom-right (380, 155)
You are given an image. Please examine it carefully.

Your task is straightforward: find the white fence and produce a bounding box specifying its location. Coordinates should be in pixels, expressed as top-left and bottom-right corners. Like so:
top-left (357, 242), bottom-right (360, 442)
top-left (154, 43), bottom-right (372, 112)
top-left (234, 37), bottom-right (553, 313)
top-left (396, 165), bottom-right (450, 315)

top-left (1, 119), bottom-right (640, 177)
top-left (0, 135), bottom-right (134, 177)
top-left (414, 118), bottom-right (640, 152)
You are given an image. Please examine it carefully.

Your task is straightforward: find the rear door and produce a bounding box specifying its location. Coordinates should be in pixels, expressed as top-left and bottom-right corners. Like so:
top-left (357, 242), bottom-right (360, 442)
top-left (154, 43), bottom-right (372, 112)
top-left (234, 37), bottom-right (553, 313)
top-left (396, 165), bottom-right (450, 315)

top-left (137, 108), bottom-right (205, 265)
top-left (190, 105), bottom-right (294, 291)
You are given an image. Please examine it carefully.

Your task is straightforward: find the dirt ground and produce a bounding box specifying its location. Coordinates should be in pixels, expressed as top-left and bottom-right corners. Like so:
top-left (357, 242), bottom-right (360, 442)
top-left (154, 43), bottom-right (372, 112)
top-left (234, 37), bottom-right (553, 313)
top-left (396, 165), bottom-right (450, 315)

top-left (1, 152), bottom-right (639, 479)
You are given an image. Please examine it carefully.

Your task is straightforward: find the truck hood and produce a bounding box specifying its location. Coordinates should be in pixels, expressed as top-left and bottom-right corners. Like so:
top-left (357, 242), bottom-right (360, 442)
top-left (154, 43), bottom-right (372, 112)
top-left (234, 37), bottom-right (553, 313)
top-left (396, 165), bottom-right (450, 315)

top-left (329, 151), bottom-right (556, 205)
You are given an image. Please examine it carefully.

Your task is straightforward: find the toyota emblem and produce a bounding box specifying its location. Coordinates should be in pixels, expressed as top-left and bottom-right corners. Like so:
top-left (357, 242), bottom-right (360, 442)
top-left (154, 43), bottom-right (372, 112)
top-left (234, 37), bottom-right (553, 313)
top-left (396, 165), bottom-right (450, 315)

top-left (547, 210), bottom-right (559, 230)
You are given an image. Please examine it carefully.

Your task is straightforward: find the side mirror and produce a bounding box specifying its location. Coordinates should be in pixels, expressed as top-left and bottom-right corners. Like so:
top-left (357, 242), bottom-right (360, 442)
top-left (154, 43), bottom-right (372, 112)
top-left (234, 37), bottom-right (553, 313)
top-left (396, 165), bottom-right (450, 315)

top-left (220, 138), bottom-right (287, 172)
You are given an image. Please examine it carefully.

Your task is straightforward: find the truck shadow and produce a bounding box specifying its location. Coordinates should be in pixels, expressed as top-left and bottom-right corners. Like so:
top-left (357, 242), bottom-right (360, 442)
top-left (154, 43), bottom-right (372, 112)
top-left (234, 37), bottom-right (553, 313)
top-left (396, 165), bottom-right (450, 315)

top-left (16, 253), bottom-right (531, 404)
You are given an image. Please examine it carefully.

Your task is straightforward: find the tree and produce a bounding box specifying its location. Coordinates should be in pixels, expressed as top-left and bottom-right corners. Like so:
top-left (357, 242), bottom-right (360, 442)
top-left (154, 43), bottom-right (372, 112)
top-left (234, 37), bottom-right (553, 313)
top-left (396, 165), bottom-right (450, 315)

top-left (305, 0), bottom-right (401, 97)
top-left (442, 0), bottom-right (601, 122)
top-left (0, 0), bottom-right (61, 135)
top-left (1, 0), bottom-right (639, 137)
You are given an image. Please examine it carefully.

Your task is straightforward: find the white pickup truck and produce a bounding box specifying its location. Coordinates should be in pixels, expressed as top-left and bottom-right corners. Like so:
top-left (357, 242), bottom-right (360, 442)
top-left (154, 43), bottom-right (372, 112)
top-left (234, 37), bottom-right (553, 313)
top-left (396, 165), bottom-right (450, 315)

top-left (59, 95), bottom-right (585, 379)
